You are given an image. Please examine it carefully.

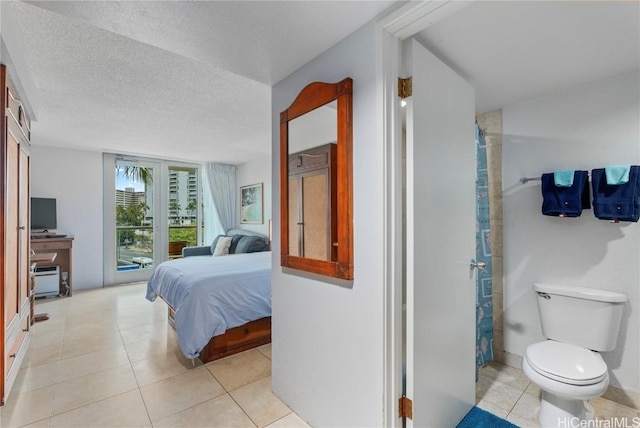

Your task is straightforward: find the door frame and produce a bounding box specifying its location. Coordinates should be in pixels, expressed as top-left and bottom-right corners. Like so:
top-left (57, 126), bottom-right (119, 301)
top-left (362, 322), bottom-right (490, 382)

top-left (377, 2), bottom-right (475, 426)
top-left (103, 153), bottom-right (164, 286)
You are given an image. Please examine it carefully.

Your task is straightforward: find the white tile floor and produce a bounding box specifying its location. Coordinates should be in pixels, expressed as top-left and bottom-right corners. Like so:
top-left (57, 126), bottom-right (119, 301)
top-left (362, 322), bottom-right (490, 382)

top-left (476, 360), bottom-right (640, 427)
top-left (0, 283), bottom-right (310, 428)
top-left (1, 282), bottom-right (637, 427)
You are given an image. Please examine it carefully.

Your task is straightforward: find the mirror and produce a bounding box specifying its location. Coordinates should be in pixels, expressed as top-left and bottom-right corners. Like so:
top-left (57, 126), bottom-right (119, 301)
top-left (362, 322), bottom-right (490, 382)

top-left (288, 101), bottom-right (336, 261)
top-left (280, 78), bottom-right (353, 280)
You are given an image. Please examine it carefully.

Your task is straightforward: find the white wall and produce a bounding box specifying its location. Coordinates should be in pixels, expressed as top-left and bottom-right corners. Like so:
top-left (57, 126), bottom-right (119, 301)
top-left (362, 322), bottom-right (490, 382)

top-left (271, 21), bottom-right (385, 427)
top-left (503, 72), bottom-right (640, 391)
top-left (31, 145), bottom-right (267, 289)
top-left (236, 154), bottom-right (272, 238)
top-left (30, 145), bottom-right (105, 290)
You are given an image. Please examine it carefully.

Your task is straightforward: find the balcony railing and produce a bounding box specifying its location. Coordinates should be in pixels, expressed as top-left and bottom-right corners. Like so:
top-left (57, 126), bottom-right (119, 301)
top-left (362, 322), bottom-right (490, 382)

top-left (116, 224), bottom-right (199, 271)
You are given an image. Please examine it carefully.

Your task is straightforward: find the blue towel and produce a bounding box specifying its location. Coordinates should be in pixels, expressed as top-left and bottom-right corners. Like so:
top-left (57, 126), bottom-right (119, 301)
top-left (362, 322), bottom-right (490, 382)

top-left (554, 170), bottom-right (575, 187)
top-left (592, 166), bottom-right (640, 222)
top-left (541, 170), bottom-right (591, 217)
top-left (605, 165), bottom-right (631, 185)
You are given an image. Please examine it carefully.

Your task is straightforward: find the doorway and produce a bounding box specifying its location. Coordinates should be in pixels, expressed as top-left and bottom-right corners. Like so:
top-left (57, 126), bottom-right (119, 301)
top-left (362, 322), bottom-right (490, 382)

top-left (379, 4), bottom-right (482, 426)
top-left (103, 154), bottom-right (202, 286)
top-left (103, 155), bottom-right (162, 285)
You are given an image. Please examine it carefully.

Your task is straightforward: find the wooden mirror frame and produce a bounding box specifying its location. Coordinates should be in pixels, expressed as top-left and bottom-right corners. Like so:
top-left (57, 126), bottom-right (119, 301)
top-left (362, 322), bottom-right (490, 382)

top-left (280, 78), bottom-right (353, 280)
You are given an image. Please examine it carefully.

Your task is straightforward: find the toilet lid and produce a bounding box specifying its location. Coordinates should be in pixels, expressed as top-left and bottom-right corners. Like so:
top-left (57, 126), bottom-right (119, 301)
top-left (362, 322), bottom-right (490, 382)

top-left (525, 341), bottom-right (607, 386)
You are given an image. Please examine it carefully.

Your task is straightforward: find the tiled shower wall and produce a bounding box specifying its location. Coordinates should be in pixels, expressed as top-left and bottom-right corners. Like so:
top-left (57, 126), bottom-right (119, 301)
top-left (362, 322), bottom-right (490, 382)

top-left (476, 110), bottom-right (506, 365)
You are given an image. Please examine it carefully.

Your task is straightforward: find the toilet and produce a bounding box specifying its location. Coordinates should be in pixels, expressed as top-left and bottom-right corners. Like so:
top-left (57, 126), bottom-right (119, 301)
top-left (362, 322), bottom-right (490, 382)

top-left (522, 283), bottom-right (627, 428)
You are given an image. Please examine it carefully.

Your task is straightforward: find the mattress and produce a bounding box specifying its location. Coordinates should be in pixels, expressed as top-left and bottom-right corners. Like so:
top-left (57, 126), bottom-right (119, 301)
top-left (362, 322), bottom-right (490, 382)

top-left (146, 251), bottom-right (271, 359)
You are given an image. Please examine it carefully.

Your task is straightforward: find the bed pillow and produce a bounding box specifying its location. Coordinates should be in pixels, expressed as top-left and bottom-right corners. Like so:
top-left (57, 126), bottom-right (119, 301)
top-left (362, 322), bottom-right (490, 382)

top-left (212, 236), bottom-right (233, 256)
top-left (228, 234), bottom-right (245, 254)
top-left (211, 235), bottom-right (227, 254)
top-left (234, 235), bottom-right (268, 253)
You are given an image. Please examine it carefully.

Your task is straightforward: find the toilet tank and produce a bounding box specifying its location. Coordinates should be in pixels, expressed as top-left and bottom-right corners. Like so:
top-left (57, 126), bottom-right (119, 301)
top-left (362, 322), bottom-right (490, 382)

top-left (533, 283), bottom-right (627, 351)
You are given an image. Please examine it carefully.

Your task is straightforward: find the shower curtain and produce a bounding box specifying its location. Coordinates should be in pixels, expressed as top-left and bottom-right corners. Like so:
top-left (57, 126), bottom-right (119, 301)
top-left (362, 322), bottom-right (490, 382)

top-left (475, 124), bottom-right (494, 379)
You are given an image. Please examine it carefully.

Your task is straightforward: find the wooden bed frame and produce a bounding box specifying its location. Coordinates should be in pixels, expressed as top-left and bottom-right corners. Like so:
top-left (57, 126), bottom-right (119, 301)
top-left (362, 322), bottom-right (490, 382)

top-left (165, 302), bottom-right (271, 363)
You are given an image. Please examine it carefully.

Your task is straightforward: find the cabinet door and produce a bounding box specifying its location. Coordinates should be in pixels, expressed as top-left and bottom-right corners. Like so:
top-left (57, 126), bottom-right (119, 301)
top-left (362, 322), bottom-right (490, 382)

top-left (19, 145), bottom-right (30, 307)
top-left (4, 131), bottom-right (19, 330)
top-left (301, 171), bottom-right (329, 260)
top-left (288, 170), bottom-right (331, 261)
top-left (288, 177), bottom-right (300, 257)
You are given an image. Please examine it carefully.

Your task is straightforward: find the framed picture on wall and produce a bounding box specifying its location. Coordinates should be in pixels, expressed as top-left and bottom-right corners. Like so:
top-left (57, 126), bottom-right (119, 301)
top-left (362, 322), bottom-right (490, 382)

top-left (240, 183), bottom-right (263, 224)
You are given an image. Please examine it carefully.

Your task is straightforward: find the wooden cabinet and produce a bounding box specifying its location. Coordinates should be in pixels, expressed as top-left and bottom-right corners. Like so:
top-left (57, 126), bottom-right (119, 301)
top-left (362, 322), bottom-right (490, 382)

top-left (1, 65), bottom-right (32, 405)
top-left (288, 143), bottom-right (337, 261)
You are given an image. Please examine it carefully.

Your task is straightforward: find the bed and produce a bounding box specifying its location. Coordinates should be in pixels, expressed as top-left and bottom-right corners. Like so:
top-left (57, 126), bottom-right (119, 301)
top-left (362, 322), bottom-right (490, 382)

top-left (146, 230), bottom-right (271, 363)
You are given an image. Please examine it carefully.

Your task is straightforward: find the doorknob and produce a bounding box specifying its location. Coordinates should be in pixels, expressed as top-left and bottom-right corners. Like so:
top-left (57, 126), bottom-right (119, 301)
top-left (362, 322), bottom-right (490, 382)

top-left (470, 259), bottom-right (486, 275)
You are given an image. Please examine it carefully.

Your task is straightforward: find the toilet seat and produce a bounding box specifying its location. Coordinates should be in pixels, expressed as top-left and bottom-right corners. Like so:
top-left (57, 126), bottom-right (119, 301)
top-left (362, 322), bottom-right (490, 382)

top-left (525, 341), bottom-right (608, 386)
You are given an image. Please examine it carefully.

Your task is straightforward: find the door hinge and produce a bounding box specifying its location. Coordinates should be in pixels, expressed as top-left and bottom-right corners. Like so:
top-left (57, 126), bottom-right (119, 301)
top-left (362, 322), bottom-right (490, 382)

top-left (399, 395), bottom-right (413, 419)
top-left (398, 77), bottom-right (412, 99)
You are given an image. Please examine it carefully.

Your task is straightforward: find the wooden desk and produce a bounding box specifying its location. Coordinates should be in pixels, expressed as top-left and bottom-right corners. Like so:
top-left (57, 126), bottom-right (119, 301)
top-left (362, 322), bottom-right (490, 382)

top-left (30, 237), bottom-right (74, 296)
top-left (31, 252), bottom-right (57, 264)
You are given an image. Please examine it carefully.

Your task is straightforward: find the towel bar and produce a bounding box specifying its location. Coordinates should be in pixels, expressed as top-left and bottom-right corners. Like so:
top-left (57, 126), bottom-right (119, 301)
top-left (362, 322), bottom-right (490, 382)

top-left (520, 177), bottom-right (541, 183)
top-left (521, 174), bottom-right (592, 184)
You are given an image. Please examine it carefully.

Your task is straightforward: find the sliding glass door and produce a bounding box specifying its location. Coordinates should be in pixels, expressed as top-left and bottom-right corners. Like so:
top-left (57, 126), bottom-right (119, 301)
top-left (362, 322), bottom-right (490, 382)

top-left (104, 155), bottom-right (162, 285)
top-left (103, 155), bottom-right (202, 286)
top-left (115, 160), bottom-right (158, 272)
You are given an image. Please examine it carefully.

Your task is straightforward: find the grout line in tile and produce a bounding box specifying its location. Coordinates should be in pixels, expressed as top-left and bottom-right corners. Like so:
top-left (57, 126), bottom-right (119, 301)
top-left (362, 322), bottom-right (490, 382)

top-left (49, 388), bottom-right (141, 425)
top-left (477, 366), bottom-right (532, 416)
top-left (267, 412), bottom-right (299, 428)
top-left (505, 389), bottom-right (528, 422)
top-left (226, 390), bottom-right (261, 428)
top-left (136, 383), bottom-right (155, 427)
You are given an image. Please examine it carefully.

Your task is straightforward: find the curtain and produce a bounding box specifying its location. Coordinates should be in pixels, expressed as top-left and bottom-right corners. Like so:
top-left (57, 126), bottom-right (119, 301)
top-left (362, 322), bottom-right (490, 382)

top-left (202, 163), bottom-right (236, 245)
top-left (475, 124), bottom-right (494, 379)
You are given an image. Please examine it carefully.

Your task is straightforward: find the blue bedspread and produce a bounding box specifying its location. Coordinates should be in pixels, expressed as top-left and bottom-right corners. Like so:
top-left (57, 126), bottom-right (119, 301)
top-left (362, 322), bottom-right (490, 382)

top-left (146, 251), bottom-right (271, 359)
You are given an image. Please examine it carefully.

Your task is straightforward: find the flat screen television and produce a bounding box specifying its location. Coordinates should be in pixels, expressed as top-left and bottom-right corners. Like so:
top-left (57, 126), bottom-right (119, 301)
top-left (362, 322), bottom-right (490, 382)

top-left (31, 197), bottom-right (57, 231)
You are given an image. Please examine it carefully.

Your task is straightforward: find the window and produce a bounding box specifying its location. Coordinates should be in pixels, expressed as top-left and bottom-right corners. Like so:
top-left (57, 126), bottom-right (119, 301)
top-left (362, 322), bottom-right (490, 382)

top-left (103, 154), bottom-right (202, 286)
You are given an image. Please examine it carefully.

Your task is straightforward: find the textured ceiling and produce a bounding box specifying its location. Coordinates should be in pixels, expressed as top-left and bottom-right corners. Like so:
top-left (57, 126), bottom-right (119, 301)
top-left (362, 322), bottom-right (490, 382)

top-left (3, 0), bottom-right (397, 164)
top-left (23, 0), bottom-right (397, 86)
top-left (2, 1), bottom-right (638, 164)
